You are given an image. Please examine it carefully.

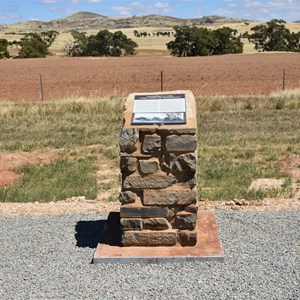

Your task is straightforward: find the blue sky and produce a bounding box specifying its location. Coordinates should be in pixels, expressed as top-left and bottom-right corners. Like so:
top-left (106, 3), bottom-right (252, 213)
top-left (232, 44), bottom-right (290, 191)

top-left (0, 0), bottom-right (299, 24)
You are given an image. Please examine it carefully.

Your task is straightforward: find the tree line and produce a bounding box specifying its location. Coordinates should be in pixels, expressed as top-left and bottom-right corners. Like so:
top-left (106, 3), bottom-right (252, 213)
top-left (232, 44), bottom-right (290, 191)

top-left (167, 19), bottom-right (300, 56)
top-left (1, 29), bottom-right (138, 58)
top-left (64, 30), bottom-right (138, 57)
top-left (0, 19), bottom-right (299, 59)
top-left (133, 30), bottom-right (174, 37)
top-left (167, 26), bottom-right (243, 56)
top-left (1, 30), bottom-right (59, 58)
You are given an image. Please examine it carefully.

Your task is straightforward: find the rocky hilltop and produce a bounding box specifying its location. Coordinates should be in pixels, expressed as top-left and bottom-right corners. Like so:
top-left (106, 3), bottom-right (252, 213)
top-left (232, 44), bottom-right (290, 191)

top-left (0, 11), bottom-right (251, 32)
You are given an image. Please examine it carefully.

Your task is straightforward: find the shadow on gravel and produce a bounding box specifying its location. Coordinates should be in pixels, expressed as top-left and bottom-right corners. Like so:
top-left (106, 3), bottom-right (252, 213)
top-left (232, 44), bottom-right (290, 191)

top-left (75, 219), bottom-right (106, 248)
top-left (75, 213), bottom-right (122, 249)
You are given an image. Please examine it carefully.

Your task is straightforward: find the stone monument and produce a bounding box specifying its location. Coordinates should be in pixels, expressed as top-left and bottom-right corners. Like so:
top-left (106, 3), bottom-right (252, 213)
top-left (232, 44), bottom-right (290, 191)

top-left (119, 90), bottom-right (198, 247)
top-left (93, 90), bottom-right (224, 263)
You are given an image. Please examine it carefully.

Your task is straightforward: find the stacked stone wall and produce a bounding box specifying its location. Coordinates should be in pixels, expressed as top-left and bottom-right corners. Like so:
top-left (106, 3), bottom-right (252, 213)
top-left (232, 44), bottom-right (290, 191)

top-left (119, 127), bottom-right (198, 247)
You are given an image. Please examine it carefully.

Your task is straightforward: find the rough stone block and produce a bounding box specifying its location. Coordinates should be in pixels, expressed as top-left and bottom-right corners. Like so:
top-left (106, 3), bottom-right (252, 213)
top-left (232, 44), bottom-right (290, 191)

top-left (119, 128), bottom-right (139, 153)
top-left (120, 152), bottom-right (152, 158)
top-left (119, 191), bottom-right (137, 204)
top-left (143, 189), bottom-right (196, 206)
top-left (172, 153), bottom-right (196, 173)
top-left (120, 206), bottom-right (174, 219)
top-left (166, 135), bottom-right (197, 152)
top-left (120, 157), bottom-right (137, 173)
top-left (162, 153), bottom-right (177, 170)
top-left (174, 212), bottom-right (197, 230)
top-left (142, 134), bottom-right (161, 153)
top-left (179, 177), bottom-right (197, 189)
top-left (122, 231), bottom-right (177, 246)
top-left (123, 174), bottom-right (176, 189)
top-left (184, 204), bottom-right (199, 213)
top-left (120, 219), bottom-right (142, 231)
top-left (139, 159), bottom-right (159, 174)
top-left (143, 218), bottom-right (170, 230)
top-left (178, 231), bottom-right (197, 246)
top-left (139, 129), bottom-right (157, 134)
top-left (159, 128), bottom-right (197, 135)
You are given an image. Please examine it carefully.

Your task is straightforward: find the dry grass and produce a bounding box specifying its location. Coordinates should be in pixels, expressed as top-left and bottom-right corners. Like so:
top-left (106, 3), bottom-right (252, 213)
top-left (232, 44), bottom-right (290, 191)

top-left (0, 91), bottom-right (299, 202)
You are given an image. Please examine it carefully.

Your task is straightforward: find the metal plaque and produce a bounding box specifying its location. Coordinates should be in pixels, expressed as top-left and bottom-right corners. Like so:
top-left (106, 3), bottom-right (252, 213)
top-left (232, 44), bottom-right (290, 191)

top-left (131, 94), bottom-right (186, 125)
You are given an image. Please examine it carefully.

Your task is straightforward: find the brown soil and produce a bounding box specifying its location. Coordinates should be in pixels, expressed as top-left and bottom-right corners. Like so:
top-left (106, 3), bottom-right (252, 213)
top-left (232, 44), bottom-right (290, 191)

top-left (0, 151), bottom-right (60, 187)
top-left (1, 53), bottom-right (300, 102)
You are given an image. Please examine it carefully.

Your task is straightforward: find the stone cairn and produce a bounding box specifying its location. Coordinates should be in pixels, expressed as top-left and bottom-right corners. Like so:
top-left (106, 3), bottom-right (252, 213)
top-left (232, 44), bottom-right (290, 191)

top-left (119, 92), bottom-right (198, 247)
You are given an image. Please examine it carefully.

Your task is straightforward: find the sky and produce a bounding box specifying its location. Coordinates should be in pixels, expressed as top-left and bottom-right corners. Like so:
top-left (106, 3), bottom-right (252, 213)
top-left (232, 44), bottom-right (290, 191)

top-left (0, 0), bottom-right (299, 25)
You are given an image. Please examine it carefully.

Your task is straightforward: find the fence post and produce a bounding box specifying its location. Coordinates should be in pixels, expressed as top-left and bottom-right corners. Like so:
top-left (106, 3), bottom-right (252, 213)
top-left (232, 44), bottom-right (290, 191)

top-left (40, 74), bottom-right (44, 102)
top-left (282, 69), bottom-right (285, 91)
top-left (161, 71), bottom-right (164, 92)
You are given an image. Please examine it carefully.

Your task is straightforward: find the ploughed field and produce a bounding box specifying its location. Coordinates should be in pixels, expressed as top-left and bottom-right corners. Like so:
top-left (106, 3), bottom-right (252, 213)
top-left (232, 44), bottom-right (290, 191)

top-left (1, 52), bottom-right (300, 102)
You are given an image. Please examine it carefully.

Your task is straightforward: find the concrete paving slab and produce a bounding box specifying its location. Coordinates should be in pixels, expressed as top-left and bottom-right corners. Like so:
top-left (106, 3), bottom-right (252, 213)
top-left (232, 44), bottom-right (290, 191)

top-left (93, 210), bottom-right (224, 264)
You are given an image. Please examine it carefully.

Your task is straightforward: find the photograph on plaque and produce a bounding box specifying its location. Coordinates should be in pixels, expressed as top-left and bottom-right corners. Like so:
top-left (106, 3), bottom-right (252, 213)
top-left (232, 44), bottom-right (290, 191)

top-left (131, 94), bottom-right (186, 125)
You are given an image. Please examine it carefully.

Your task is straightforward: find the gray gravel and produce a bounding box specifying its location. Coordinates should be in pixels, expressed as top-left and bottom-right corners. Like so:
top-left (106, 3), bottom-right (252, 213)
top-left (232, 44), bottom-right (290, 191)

top-left (0, 210), bottom-right (299, 299)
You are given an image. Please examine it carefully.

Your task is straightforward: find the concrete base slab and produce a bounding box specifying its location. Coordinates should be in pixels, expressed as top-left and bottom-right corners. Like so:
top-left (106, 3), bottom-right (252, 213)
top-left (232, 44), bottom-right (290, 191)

top-left (93, 210), bottom-right (224, 264)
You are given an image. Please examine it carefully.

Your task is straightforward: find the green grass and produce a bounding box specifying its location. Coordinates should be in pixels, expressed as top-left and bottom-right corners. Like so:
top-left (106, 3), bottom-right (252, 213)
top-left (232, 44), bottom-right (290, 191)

top-left (0, 91), bottom-right (299, 202)
top-left (197, 99), bottom-right (300, 200)
top-left (0, 156), bottom-right (98, 203)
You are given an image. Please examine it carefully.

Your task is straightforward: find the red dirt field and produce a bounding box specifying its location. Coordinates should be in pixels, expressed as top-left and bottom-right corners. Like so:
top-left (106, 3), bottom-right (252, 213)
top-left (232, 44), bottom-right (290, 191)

top-left (1, 52), bottom-right (300, 102)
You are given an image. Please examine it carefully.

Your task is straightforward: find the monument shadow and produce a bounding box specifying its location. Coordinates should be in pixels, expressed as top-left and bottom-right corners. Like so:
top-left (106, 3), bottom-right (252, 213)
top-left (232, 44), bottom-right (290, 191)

top-left (75, 212), bottom-right (122, 248)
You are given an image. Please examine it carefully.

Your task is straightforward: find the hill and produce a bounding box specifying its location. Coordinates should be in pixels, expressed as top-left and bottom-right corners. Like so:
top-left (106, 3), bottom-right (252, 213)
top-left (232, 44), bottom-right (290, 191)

top-left (0, 12), bottom-right (250, 33)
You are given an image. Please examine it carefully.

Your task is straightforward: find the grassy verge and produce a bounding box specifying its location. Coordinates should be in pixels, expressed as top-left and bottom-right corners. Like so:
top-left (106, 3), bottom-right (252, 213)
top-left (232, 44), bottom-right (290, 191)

top-left (197, 90), bottom-right (300, 200)
top-left (0, 91), bottom-right (299, 202)
top-left (0, 156), bottom-right (98, 203)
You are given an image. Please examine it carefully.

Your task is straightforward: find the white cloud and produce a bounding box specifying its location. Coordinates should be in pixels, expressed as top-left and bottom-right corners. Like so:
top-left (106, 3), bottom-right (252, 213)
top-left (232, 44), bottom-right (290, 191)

top-left (88, 0), bottom-right (102, 3)
top-left (51, 6), bottom-right (65, 12)
top-left (0, 13), bottom-right (13, 21)
top-left (111, 1), bottom-right (172, 16)
top-left (155, 2), bottom-right (169, 8)
top-left (41, 0), bottom-right (58, 3)
top-left (67, 8), bottom-right (80, 15)
top-left (213, 0), bottom-right (300, 21)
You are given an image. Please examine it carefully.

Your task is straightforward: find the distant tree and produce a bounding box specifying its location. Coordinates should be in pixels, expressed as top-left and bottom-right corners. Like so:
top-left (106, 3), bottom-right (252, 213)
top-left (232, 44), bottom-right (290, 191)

top-left (13, 31), bottom-right (59, 58)
top-left (241, 31), bottom-right (250, 39)
top-left (167, 26), bottom-right (244, 57)
top-left (85, 30), bottom-right (112, 56)
top-left (64, 31), bottom-right (88, 57)
top-left (248, 19), bottom-right (300, 52)
top-left (40, 30), bottom-right (59, 47)
top-left (0, 38), bottom-right (9, 59)
top-left (212, 27), bottom-right (243, 55)
top-left (65, 30), bottom-right (138, 57)
top-left (112, 30), bottom-right (138, 56)
top-left (167, 26), bottom-right (214, 56)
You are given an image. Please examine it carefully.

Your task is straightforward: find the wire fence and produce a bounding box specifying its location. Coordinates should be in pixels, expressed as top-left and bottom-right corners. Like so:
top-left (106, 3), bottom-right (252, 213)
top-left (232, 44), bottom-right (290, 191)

top-left (1, 67), bottom-right (300, 102)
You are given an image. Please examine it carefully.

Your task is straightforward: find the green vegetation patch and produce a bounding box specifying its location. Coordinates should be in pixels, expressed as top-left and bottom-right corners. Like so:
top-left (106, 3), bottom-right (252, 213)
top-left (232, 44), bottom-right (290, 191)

top-left (0, 156), bottom-right (98, 203)
top-left (197, 105), bottom-right (299, 200)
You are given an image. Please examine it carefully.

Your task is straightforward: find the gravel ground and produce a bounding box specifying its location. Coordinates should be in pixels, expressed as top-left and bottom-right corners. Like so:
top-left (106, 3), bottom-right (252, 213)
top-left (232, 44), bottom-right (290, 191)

top-left (0, 210), bottom-right (299, 299)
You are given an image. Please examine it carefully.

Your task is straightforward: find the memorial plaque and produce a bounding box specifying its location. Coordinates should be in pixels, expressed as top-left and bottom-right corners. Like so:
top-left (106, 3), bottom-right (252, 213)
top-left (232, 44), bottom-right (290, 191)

top-left (131, 93), bottom-right (186, 125)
